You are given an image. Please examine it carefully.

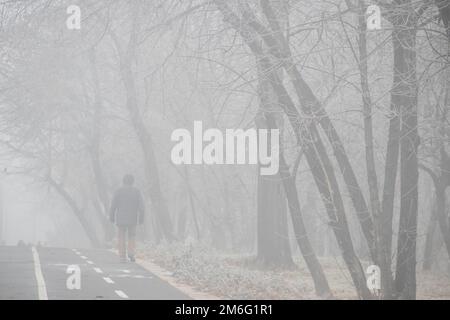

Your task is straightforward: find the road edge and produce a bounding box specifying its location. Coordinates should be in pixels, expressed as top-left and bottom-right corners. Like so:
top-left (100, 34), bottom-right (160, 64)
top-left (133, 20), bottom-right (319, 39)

top-left (31, 246), bottom-right (48, 300)
top-left (136, 258), bottom-right (221, 300)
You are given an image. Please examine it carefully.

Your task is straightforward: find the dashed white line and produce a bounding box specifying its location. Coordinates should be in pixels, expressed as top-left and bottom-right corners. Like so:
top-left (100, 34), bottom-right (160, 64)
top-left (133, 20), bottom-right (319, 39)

top-left (115, 290), bottom-right (129, 299)
top-left (94, 267), bottom-right (103, 274)
top-left (103, 277), bottom-right (115, 284)
top-left (31, 247), bottom-right (48, 300)
top-left (72, 251), bottom-right (129, 300)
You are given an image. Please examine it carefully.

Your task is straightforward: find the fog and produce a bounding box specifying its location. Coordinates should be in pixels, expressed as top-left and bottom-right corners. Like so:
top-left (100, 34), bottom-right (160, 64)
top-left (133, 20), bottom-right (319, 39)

top-left (0, 0), bottom-right (449, 300)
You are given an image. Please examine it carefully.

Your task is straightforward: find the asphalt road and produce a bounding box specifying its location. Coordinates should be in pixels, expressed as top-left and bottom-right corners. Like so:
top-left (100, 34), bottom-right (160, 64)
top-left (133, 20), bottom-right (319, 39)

top-left (0, 245), bottom-right (190, 300)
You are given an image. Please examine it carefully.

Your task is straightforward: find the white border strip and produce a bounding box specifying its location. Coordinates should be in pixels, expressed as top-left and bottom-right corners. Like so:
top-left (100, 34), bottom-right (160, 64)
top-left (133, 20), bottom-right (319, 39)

top-left (137, 259), bottom-right (220, 300)
top-left (31, 246), bottom-right (48, 300)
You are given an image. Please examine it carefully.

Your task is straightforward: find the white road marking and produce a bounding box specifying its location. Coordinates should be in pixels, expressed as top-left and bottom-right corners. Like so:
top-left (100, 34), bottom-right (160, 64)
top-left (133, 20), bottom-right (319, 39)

top-left (103, 277), bottom-right (114, 284)
top-left (48, 263), bottom-right (72, 267)
top-left (80, 255), bottom-right (88, 259)
top-left (94, 267), bottom-right (103, 274)
top-left (31, 247), bottom-right (48, 300)
top-left (122, 270), bottom-right (130, 273)
top-left (86, 260), bottom-right (94, 265)
top-left (115, 290), bottom-right (129, 299)
top-left (116, 274), bottom-right (152, 279)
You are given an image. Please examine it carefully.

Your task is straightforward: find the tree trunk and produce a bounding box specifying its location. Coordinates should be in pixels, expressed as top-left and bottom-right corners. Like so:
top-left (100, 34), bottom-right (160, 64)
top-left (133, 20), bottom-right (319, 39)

top-left (393, 21), bottom-right (419, 300)
top-left (255, 161), bottom-right (294, 268)
top-left (48, 177), bottom-right (100, 248)
top-left (423, 202), bottom-right (437, 271)
top-left (380, 109), bottom-right (400, 297)
top-left (356, 1), bottom-right (391, 296)
top-left (0, 186), bottom-right (3, 243)
top-left (278, 150), bottom-right (332, 297)
top-left (255, 61), bottom-right (294, 269)
top-left (258, 106), bottom-right (331, 295)
top-left (184, 166), bottom-right (201, 240)
top-left (436, 185), bottom-right (450, 259)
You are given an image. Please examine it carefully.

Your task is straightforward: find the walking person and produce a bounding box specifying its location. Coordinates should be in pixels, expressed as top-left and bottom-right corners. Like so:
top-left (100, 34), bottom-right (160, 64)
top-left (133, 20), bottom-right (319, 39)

top-left (110, 174), bottom-right (145, 262)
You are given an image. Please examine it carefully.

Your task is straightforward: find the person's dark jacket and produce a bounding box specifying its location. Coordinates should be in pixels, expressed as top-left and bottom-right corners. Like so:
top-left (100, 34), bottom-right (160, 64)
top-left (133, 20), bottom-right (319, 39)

top-left (109, 186), bottom-right (145, 226)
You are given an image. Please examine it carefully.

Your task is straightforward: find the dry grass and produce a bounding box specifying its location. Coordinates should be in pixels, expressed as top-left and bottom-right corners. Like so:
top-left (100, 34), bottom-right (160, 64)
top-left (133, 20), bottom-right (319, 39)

top-left (137, 242), bottom-right (450, 300)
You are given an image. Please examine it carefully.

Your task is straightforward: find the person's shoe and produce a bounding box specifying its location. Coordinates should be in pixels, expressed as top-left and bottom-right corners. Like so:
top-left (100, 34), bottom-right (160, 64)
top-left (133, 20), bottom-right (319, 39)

top-left (128, 255), bottom-right (135, 262)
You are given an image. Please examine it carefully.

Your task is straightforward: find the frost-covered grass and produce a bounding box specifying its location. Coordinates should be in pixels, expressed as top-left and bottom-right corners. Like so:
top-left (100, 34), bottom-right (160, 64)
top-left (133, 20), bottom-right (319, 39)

top-left (137, 242), bottom-right (450, 300)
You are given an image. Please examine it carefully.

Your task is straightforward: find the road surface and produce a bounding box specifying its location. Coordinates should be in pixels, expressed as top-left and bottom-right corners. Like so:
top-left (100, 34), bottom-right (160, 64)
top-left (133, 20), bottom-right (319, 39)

top-left (0, 245), bottom-right (190, 300)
